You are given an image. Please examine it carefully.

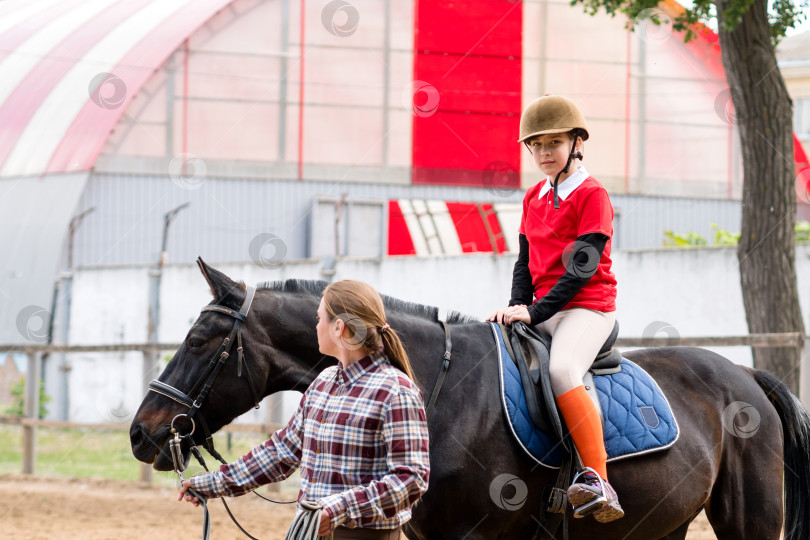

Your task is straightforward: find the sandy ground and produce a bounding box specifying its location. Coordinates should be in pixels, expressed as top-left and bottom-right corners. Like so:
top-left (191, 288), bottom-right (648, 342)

top-left (0, 474), bottom-right (717, 539)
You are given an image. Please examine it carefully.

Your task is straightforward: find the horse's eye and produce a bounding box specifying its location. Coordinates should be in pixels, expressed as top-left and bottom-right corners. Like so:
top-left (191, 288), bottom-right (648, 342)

top-left (187, 337), bottom-right (205, 350)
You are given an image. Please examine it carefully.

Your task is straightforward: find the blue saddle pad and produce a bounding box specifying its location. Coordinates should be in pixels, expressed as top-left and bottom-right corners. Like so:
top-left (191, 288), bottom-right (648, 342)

top-left (490, 323), bottom-right (679, 469)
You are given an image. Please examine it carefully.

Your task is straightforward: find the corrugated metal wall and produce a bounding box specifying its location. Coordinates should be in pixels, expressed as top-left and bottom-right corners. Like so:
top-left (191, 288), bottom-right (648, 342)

top-left (68, 172), bottom-right (742, 268)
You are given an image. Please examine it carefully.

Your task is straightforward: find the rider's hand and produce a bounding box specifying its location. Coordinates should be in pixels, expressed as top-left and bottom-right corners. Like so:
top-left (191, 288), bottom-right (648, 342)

top-left (318, 509), bottom-right (332, 536)
top-left (178, 479), bottom-right (201, 507)
top-left (487, 305), bottom-right (530, 325)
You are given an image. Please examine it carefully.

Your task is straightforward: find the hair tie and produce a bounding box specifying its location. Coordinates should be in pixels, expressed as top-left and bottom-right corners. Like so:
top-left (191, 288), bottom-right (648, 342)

top-left (380, 323), bottom-right (390, 333)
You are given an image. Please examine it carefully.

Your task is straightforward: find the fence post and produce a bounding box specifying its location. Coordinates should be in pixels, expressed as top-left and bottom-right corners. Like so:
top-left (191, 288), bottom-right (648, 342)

top-left (23, 351), bottom-right (41, 474)
top-left (139, 348), bottom-right (159, 484)
top-left (801, 338), bottom-right (810, 411)
top-left (264, 393), bottom-right (285, 495)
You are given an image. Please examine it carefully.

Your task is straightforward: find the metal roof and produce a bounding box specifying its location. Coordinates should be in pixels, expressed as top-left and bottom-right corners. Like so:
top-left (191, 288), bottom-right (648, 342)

top-left (0, 0), bottom-right (235, 179)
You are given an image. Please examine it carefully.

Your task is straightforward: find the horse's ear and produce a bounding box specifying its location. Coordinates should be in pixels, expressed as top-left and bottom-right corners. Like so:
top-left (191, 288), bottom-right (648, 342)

top-left (197, 257), bottom-right (244, 305)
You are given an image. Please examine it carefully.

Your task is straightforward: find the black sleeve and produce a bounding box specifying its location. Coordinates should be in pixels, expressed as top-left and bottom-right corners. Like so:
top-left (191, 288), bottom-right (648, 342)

top-left (526, 232), bottom-right (609, 325)
top-left (508, 233), bottom-right (534, 307)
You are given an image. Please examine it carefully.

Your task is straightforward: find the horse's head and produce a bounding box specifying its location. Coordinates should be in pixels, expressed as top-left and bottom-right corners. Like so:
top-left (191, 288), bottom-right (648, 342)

top-left (129, 258), bottom-right (326, 470)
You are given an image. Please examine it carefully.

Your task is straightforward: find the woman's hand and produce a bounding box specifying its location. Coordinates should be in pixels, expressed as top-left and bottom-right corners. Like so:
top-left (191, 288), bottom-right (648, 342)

top-left (178, 479), bottom-right (201, 507)
top-left (486, 305), bottom-right (531, 325)
top-left (318, 509), bottom-right (332, 536)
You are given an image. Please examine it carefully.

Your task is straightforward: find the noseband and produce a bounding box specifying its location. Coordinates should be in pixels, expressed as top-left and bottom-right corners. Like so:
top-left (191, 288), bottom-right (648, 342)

top-left (148, 285), bottom-right (260, 462)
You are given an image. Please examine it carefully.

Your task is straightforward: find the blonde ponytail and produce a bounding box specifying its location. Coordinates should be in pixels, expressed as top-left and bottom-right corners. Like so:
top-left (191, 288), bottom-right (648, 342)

top-left (323, 280), bottom-right (416, 381)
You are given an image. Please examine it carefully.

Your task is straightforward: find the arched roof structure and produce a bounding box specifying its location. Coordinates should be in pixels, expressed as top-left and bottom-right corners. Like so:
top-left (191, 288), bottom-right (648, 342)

top-left (0, 0), bottom-right (236, 179)
top-left (0, 0), bottom-right (237, 344)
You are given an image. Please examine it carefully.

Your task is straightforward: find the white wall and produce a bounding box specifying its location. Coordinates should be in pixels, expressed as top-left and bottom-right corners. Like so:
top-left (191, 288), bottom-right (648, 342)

top-left (50, 244), bottom-right (810, 423)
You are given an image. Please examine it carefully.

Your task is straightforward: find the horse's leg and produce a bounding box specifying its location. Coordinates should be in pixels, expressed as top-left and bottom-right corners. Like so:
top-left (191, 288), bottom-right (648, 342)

top-left (703, 401), bottom-right (784, 539)
top-left (704, 464), bottom-right (783, 540)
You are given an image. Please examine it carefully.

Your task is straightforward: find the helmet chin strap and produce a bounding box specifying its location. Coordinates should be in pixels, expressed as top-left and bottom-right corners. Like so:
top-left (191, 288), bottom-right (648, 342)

top-left (551, 138), bottom-right (582, 209)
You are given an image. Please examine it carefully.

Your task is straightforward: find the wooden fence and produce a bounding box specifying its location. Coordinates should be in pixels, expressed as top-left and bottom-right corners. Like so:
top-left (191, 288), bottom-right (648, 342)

top-left (1, 333), bottom-right (807, 481)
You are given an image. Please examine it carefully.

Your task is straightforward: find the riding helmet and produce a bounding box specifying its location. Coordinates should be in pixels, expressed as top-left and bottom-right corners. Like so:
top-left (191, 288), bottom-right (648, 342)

top-left (517, 95), bottom-right (589, 143)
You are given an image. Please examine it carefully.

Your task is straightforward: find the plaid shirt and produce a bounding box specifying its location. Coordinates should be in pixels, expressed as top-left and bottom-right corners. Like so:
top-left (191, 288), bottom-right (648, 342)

top-left (188, 351), bottom-right (430, 530)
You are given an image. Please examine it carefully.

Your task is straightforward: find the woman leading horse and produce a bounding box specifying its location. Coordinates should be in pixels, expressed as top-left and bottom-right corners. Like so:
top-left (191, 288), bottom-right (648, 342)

top-left (177, 279), bottom-right (429, 539)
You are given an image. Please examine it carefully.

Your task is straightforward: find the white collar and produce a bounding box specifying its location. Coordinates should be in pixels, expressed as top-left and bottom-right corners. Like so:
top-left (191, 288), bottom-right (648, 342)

top-left (537, 166), bottom-right (589, 202)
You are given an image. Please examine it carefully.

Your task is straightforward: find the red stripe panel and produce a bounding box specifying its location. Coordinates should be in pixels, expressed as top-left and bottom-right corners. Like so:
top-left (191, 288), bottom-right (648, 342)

top-left (0, 0), bottom-right (151, 172)
top-left (0, 0), bottom-right (82, 65)
top-left (412, 0), bottom-right (522, 188)
top-left (796, 133), bottom-right (809, 168)
top-left (387, 200), bottom-right (417, 256)
top-left (413, 113), bottom-right (517, 174)
top-left (46, 0), bottom-right (234, 174)
top-left (416, 0), bottom-right (522, 56)
top-left (446, 202), bottom-right (493, 253)
top-left (413, 54), bottom-right (520, 114)
top-left (796, 134), bottom-right (810, 205)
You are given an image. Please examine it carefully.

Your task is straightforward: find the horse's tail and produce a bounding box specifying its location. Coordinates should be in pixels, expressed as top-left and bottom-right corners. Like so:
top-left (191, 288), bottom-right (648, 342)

top-left (747, 367), bottom-right (810, 540)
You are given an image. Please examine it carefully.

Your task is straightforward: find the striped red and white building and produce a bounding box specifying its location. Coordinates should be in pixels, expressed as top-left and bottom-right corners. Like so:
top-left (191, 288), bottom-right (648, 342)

top-left (1, 0), bottom-right (808, 340)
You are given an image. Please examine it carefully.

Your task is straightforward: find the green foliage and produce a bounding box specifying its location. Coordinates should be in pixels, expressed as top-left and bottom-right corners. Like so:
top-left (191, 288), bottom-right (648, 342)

top-left (663, 230), bottom-right (708, 247)
top-left (663, 221), bottom-right (810, 247)
top-left (711, 223), bottom-right (741, 246)
top-left (570, 0), bottom-right (807, 45)
top-left (5, 377), bottom-right (51, 419)
top-left (797, 220), bottom-right (810, 242)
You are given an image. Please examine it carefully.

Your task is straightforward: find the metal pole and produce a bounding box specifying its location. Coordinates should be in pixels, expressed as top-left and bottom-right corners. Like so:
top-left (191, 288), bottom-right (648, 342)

top-left (801, 338), bottom-right (810, 410)
top-left (54, 208), bottom-right (93, 422)
top-left (23, 352), bottom-right (41, 474)
top-left (143, 203), bottom-right (189, 483)
top-left (57, 272), bottom-right (73, 421)
top-left (638, 35), bottom-right (647, 191)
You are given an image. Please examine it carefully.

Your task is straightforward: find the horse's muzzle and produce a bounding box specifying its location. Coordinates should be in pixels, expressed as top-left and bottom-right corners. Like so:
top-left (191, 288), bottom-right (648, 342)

top-left (129, 422), bottom-right (177, 471)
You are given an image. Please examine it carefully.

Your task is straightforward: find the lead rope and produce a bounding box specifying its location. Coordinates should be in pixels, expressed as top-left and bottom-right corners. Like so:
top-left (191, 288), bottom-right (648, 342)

top-left (172, 414), bottom-right (265, 540)
top-left (284, 500), bottom-right (333, 540)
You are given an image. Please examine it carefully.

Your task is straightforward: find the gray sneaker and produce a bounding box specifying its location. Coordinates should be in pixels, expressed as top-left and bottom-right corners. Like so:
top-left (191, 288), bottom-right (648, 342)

top-left (567, 469), bottom-right (624, 523)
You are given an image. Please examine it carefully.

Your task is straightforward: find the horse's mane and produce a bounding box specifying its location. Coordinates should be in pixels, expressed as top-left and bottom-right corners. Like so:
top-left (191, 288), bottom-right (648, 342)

top-left (257, 279), bottom-right (478, 324)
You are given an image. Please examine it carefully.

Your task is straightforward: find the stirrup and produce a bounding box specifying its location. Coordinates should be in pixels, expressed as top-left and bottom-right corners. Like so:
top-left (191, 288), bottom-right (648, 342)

top-left (569, 467), bottom-right (609, 518)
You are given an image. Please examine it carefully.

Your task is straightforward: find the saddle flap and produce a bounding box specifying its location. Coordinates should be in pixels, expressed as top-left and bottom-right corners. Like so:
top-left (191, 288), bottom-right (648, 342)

top-left (597, 320), bottom-right (620, 356)
top-left (508, 323), bottom-right (566, 441)
top-left (591, 348), bottom-right (622, 375)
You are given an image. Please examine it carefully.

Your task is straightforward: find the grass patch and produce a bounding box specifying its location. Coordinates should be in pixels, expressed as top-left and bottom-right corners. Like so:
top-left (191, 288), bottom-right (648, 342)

top-left (0, 425), bottom-right (300, 492)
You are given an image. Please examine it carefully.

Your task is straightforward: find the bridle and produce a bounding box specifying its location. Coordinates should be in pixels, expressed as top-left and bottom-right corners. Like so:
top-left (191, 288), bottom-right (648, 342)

top-left (149, 285), bottom-right (261, 463)
top-left (148, 285), bottom-right (294, 540)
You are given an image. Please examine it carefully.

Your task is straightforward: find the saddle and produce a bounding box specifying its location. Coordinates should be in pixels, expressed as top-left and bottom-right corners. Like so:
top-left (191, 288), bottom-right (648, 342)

top-left (501, 321), bottom-right (621, 440)
top-left (501, 320), bottom-right (621, 536)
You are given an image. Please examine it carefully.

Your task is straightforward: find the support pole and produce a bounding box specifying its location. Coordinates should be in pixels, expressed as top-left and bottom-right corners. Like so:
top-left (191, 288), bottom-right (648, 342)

top-left (801, 338), bottom-right (810, 411)
top-left (23, 352), bottom-right (41, 474)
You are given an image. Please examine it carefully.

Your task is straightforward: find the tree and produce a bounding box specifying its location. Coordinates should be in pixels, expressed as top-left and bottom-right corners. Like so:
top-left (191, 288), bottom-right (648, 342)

top-left (572, 0), bottom-right (807, 391)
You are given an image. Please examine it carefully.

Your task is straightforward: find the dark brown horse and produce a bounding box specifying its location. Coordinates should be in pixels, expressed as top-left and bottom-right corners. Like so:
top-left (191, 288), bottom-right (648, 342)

top-left (130, 260), bottom-right (810, 539)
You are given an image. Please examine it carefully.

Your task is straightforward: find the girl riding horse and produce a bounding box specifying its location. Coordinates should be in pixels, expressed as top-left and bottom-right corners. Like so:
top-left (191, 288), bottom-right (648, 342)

top-left (488, 94), bottom-right (621, 523)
